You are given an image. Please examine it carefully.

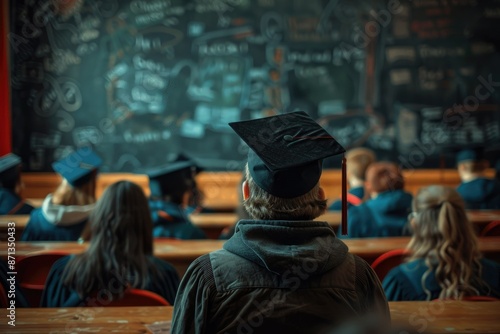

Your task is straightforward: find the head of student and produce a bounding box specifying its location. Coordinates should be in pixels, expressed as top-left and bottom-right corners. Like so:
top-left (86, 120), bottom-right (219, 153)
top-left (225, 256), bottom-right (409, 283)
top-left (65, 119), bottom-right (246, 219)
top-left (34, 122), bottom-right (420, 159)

top-left (345, 147), bottom-right (376, 186)
top-left (0, 154), bottom-right (23, 194)
top-left (407, 185), bottom-right (486, 299)
top-left (51, 147), bottom-right (102, 206)
top-left (365, 162), bottom-right (404, 198)
top-left (230, 111), bottom-right (346, 221)
top-left (63, 180), bottom-right (155, 298)
top-left (456, 148), bottom-right (488, 181)
top-left (147, 156), bottom-right (202, 208)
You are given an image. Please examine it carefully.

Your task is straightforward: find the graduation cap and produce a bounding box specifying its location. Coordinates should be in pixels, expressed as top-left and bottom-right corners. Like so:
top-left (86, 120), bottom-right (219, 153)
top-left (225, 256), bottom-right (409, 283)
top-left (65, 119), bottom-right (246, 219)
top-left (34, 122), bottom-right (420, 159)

top-left (146, 159), bottom-right (198, 198)
top-left (229, 111), bottom-right (349, 235)
top-left (0, 154), bottom-right (22, 187)
top-left (52, 148), bottom-right (102, 187)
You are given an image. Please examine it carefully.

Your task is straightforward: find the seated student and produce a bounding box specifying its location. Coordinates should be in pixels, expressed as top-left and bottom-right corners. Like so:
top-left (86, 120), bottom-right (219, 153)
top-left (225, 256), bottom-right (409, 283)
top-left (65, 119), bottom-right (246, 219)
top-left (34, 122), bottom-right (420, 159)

top-left (0, 154), bottom-right (34, 215)
top-left (41, 181), bottom-right (180, 307)
top-left (146, 159), bottom-right (206, 239)
top-left (341, 162), bottom-right (412, 238)
top-left (456, 149), bottom-right (500, 209)
top-left (383, 185), bottom-right (500, 301)
top-left (329, 147), bottom-right (376, 210)
top-left (21, 148), bottom-right (101, 241)
top-left (172, 111), bottom-right (389, 333)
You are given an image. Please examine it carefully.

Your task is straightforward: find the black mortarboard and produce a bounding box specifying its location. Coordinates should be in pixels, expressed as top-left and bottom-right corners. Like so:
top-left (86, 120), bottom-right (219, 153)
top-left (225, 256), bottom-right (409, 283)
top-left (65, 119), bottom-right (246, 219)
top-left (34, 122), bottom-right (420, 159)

top-left (146, 160), bottom-right (197, 198)
top-left (0, 154), bottom-right (21, 187)
top-left (456, 148), bottom-right (485, 164)
top-left (229, 111), bottom-right (349, 234)
top-left (52, 148), bottom-right (102, 187)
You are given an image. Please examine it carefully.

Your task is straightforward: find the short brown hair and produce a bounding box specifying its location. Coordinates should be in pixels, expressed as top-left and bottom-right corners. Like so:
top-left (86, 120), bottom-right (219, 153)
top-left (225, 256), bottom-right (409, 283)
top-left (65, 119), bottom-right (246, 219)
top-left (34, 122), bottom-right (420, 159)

top-left (365, 162), bottom-right (404, 194)
top-left (243, 164), bottom-right (326, 220)
top-left (346, 148), bottom-right (376, 181)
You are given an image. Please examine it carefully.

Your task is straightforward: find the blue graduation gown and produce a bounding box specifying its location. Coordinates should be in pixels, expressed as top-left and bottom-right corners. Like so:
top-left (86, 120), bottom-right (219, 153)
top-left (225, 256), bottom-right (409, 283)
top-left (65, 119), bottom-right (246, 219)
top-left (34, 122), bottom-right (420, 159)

top-left (21, 208), bottom-right (88, 241)
top-left (457, 178), bottom-right (500, 209)
top-left (383, 258), bottom-right (500, 301)
top-left (0, 260), bottom-right (29, 308)
top-left (0, 189), bottom-right (34, 215)
top-left (40, 255), bottom-right (179, 307)
top-left (149, 200), bottom-right (206, 239)
top-left (329, 186), bottom-right (364, 211)
top-left (339, 190), bottom-right (413, 238)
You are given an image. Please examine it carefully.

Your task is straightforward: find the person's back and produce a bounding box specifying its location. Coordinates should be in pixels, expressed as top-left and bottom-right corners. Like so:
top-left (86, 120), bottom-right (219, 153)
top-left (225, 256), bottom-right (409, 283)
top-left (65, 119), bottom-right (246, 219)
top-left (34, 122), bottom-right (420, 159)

top-left (383, 185), bottom-right (500, 301)
top-left (146, 159), bottom-right (207, 240)
top-left (41, 181), bottom-right (179, 307)
top-left (456, 149), bottom-right (500, 209)
top-left (341, 162), bottom-right (412, 238)
top-left (21, 149), bottom-right (100, 241)
top-left (172, 112), bottom-right (389, 333)
top-left (0, 154), bottom-right (34, 215)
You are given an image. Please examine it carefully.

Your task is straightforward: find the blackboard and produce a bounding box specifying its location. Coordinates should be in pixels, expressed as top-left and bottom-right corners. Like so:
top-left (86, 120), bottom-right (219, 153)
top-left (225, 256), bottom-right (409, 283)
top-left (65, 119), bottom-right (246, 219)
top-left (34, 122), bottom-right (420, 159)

top-left (8, 0), bottom-right (500, 172)
top-left (380, 0), bottom-right (500, 168)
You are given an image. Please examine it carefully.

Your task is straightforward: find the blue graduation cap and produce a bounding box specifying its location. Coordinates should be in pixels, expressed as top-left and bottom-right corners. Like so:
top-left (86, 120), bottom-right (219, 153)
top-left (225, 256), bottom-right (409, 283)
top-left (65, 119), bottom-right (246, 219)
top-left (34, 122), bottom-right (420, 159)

top-left (0, 154), bottom-right (22, 187)
top-left (52, 148), bottom-right (102, 187)
top-left (456, 148), bottom-right (484, 165)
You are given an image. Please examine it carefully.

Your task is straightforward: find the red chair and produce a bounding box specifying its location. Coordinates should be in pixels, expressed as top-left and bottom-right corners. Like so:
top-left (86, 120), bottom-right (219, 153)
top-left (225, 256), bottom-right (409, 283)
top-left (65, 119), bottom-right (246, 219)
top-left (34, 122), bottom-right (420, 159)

top-left (86, 289), bottom-right (170, 307)
top-left (434, 296), bottom-right (499, 301)
top-left (371, 249), bottom-right (409, 281)
top-left (480, 221), bottom-right (500, 237)
top-left (16, 252), bottom-right (70, 307)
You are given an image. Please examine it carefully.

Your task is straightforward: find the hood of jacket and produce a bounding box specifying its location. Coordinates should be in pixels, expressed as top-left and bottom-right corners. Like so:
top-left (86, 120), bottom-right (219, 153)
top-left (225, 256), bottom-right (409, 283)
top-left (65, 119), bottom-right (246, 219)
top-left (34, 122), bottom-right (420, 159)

top-left (41, 194), bottom-right (94, 226)
top-left (366, 190), bottom-right (413, 216)
top-left (224, 220), bottom-right (348, 276)
top-left (458, 178), bottom-right (500, 204)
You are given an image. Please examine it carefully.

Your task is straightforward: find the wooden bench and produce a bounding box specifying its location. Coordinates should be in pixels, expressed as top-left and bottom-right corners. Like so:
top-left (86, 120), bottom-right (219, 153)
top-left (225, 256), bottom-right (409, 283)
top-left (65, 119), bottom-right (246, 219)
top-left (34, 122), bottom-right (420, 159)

top-left (0, 302), bottom-right (499, 333)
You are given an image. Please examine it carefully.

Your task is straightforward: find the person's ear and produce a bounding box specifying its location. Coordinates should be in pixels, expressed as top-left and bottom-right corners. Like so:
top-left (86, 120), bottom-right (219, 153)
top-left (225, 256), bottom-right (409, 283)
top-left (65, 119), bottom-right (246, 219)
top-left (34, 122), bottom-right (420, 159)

top-left (318, 186), bottom-right (326, 200)
top-left (242, 180), bottom-right (250, 200)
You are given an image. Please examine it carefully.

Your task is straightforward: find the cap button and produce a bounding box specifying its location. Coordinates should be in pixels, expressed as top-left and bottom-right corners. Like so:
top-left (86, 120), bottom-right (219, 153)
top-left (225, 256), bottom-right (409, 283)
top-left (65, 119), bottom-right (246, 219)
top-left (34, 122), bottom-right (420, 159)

top-left (283, 135), bottom-right (294, 142)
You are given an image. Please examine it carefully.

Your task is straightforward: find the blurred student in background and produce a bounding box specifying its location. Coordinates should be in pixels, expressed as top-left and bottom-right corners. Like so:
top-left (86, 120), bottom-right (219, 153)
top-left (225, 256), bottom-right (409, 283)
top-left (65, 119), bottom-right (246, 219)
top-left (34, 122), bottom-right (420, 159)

top-left (383, 185), bottom-right (500, 301)
top-left (0, 154), bottom-right (34, 215)
top-left (341, 162), bottom-right (412, 238)
top-left (456, 149), bottom-right (500, 209)
top-left (146, 157), bottom-right (206, 239)
top-left (21, 148), bottom-right (101, 241)
top-left (41, 181), bottom-right (179, 307)
top-left (329, 148), bottom-right (376, 211)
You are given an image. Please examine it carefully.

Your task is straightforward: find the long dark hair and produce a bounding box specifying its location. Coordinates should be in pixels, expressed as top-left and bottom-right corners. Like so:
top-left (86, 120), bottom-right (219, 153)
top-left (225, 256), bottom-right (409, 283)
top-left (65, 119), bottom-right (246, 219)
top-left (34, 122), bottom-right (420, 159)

top-left (62, 181), bottom-right (156, 299)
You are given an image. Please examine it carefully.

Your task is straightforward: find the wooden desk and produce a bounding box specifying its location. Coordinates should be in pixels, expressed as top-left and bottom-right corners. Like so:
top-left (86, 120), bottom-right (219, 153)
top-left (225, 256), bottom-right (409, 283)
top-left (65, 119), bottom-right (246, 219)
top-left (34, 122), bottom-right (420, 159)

top-left (2, 237), bottom-right (499, 277)
top-left (189, 210), bottom-right (500, 238)
top-left (1, 302), bottom-right (499, 333)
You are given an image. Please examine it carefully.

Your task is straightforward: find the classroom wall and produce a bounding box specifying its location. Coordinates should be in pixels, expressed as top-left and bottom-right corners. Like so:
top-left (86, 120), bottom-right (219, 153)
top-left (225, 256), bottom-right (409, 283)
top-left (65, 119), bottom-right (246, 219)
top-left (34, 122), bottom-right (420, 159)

top-left (21, 169), bottom-right (493, 210)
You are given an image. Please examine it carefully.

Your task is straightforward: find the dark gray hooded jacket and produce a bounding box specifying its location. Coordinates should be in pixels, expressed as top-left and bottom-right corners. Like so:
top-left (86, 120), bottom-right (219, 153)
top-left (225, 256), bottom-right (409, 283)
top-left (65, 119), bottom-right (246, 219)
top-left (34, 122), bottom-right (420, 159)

top-left (172, 220), bottom-right (390, 334)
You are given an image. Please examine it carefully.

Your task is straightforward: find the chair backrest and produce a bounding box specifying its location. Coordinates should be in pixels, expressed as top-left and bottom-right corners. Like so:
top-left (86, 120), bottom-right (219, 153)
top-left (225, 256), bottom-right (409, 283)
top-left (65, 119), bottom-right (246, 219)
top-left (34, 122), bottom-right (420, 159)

top-left (371, 248), bottom-right (409, 281)
top-left (16, 252), bottom-right (70, 307)
top-left (480, 221), bottom-right (500, 237)
top-left (86, 289), bottom-right (170, 307)
top-left (461, 296), bottom-right (499, 301)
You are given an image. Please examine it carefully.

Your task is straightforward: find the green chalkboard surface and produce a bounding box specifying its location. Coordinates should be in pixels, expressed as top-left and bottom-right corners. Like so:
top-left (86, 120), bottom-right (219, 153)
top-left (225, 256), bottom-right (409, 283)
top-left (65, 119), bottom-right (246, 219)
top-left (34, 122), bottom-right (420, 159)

top-left (9, 0), bottom-right (500, 171)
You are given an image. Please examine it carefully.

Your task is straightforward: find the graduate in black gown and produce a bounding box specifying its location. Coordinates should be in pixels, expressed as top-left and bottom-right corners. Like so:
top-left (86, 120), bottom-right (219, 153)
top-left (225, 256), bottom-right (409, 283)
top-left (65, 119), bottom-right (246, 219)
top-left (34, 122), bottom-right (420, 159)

top-left (0, 154), bottom-right (34, 215)
top-left (146, 158), bottom-right (206, 240)
top-left (41, 181), bottom-right (180, 307)
top-left (21, 148), bottom-right (101, 241)
top-left (383, 185), bottom-right (500, 301)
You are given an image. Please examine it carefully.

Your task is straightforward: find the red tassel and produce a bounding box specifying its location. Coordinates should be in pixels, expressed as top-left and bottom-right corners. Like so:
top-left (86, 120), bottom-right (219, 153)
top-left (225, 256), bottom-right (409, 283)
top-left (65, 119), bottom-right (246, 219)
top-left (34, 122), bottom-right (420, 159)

top-left (341, 155), bottom-right (348, 235)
